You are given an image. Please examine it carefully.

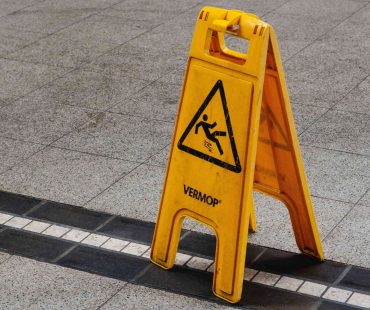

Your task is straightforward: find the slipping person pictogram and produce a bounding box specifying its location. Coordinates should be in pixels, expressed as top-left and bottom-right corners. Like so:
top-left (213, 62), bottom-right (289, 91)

top-left (195, 114), bottom-right (226, 155)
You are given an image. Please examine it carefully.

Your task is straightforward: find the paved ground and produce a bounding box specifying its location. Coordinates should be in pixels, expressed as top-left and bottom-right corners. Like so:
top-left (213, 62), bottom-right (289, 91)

top-left (0, 0), bottom-right (369, 308)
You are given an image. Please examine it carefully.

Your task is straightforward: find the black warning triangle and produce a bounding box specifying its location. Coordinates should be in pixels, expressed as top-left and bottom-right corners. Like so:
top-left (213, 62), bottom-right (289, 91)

top-left (177, 80), bottom-right (241, 173)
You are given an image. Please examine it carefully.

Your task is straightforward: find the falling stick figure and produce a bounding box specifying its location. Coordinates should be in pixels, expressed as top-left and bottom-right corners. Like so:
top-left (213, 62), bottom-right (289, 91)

top-left (195, 114), bottom-right (226, 155)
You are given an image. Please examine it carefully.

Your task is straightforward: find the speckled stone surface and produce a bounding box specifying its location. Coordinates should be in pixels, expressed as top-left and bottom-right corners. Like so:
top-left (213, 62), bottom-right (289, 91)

top-left (0, 255), bottom-right (124, 310)
top-left (100, 283), bottom-right (236, 310)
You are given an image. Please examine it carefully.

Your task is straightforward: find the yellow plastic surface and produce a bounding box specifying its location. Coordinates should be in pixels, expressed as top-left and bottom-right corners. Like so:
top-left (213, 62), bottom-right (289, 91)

top-left (151, 7), bottom-right (324, 304)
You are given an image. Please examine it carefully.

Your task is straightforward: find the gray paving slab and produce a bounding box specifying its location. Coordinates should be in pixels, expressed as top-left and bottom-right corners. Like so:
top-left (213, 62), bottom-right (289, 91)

top-left (0, 0), bottom-right (43, 17)
top-left (110, 0), bottom-right (202, 27)
top-left (0, 27), bottom-right (46, 57)
top-left (0, 58), bottom-right (67, 103)
top-left (0, 2), bottom-right (97, 34)
top-left (146, 144), bottom-right (170, 167)
top-left (56, 14), bottom-right (149, 45)
top-left (0, 252), bottom-right (10, 265)
top-left (324, 204), bottom-right (370, 268)
top-left (22, 67), bottom-right (150, 111)
top-left (301, 145), bottom-right (370, 204)
top-left (262, 0), bottom-right (368, 60)
top-left (157, 67), bottom-right (186, 85)
top-left (0, 90), bottom-right (97, 144)
top-left (292, 103), bottom-right (329, 135)
top-left (0, 137), bottom-right (44, 174)
top-left (202, 0), bottom-right (288, 17)
top-left (192, 193), bottom-right (353, 254)
top-left (358, 190), bottom-right (370, 207)
top-left (6, 33), bottom-right (117, 69)
top-left (0, 147), bottom-right (138, 206)
top-left (337, 75), bottom-right (370, 115)
top-left (130, 5), bottom-right (202, 56)
top-left (85, 164), bottom-right (165, 222)
top-left (87, 41), bottom-right (186, 81)
top-left (100, 283), bottom-right (235, 310)
top-left (52, 112), bottom-right (173, 162)
top-left (300, 109), bottom-right (370, 156)
top-left (109, 81), bottom-right (182, 121)
top-left (285, 32), bottom-right (369, 108)
top-left (0, 255), bottom-right (124, 310)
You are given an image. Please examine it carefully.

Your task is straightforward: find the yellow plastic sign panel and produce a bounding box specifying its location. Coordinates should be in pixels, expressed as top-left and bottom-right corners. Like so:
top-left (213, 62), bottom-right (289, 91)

top-left (151, 7), bottom-right (324, 304)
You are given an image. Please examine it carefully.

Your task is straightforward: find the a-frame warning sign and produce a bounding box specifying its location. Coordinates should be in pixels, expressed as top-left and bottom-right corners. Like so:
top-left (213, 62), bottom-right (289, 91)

top-left (151, 7), bottom-right (324, 304)
top-left (178, 80), bottom-right (241, 173)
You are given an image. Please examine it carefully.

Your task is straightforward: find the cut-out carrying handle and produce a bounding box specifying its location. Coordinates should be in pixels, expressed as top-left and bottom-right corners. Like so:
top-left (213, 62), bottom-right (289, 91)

top-left (190, 7), bottom-right (269, 76)
top-left (208, 11), bottom-right (261, 62)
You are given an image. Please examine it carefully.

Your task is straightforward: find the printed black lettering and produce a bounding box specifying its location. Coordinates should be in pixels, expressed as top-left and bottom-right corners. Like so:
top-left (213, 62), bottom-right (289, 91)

top-left (183, 184), bottom-right (221, 208)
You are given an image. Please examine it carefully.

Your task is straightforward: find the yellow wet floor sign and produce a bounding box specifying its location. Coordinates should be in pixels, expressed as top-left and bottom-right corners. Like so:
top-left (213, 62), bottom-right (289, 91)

top-left (151, 7), bottom-right (324, 304)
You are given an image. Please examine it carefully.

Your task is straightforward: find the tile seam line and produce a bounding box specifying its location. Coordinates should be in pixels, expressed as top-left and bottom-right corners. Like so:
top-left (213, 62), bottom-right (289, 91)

top-left (96, 281), bottom-right (131, 310)
top-left (0, 0), bottom-right (48, 19)
top-left (282, 1), bottom-right (370, 65)
top-left (299, 144), bottom-right (370, 159)
top-left (298, 71), bottom-right (370, 138)
top-left (0, 0), bottom-right (127, 59)
top-left (79, 134), bottom-right (174, 208)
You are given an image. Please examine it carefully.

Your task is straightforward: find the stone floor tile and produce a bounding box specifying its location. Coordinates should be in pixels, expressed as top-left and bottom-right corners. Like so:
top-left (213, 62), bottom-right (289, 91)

top-left (100, 238), bottom-right (129, 252)
top-left (244, 268), bottom-right (258, 281)
top-left (0, 27), bottom-right (46, 57)
top-left (300, 109), bottom-right (370, 156)
top-left (0, 147), bottom-right (138, 206)
top-left (337, 75), bottom-right (370, 115)
top-left (62, 228), bottom-right (90, 242)
top-left (7, 33), bottom-right (116, 69)
top-left (358, 190), bottom-right (370, 207)
top-left (87, 41), bottom-right (186, 81)
top-left (203, 0), bottom-right (288, 17)
top-left (4, 216), bottom-right (31, 228)
top-left (0, 0), bottom-right (43, 17)
top-left (0, 1), bottom-right (98, 34)
top-left (174, 252), bottom-right (192, 266)
top-left (323, 287), bottom-right (352, 303)
top-left (81, 233), bottom-right (109, 247)
top-left (0, 255), bottom-right (124, 310)
top-left (0, 92), bottom-right (96, 144)
top-left (252, 271), bottom-right (281, 286)
top-left (100, 283), bottom-right (235, 310)
top-left (109, 81), bottom-right (182, 121)
top-left (0, 137), bottom-right (44, 174)
top-left (85, 164), bottom-right (165, 222)
top-left (0, 58), bottom-right (67, 102)
top-left (324, 204), bottom-right (370, 268)
top-left (246, 193), bottom-right (352, 253)
top-left (25, 67), bottom-right (150, 111)
top-left (42, 224), bottom-right (71, 238)
top-left (121, 242), bottom-right (149, 256)
top-left (301, 146), bottom-right (370, 203)
top-left (52, 112), bottom-right (173, 162)
top-left (285, 37), bottom-right (368, 108)
top-left (146, 145), bottom-right (170, 167)
top-left (298, 281), bottom-right (327, 297)
top-left (0, 252), bottom-right (10, 265)
top-left (262, 0), bottom-right (367, 60)
top-left (23, 220), bottom-right (51, 233)
top-left (275, 276), bottom-right (304, 291)
top-left (291, 103), bottom-right (329, 135)
top-left (57, 14), bottom-right (149, 45)
top-left (186, 256), bottom-right (213, 271)
top-left (347, 292), bottom-right (370, 308)
top-left (0, 212), bottom-right (14, 225)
